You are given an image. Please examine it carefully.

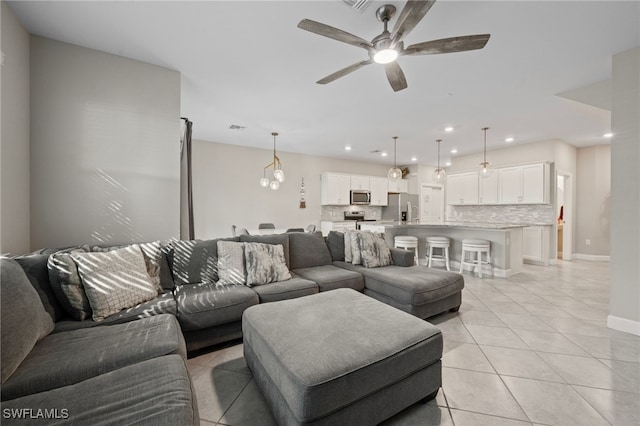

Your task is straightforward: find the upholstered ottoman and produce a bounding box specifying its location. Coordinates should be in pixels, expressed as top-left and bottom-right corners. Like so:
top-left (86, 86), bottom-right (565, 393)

top-left (242, 288), bottom-right (443, 425)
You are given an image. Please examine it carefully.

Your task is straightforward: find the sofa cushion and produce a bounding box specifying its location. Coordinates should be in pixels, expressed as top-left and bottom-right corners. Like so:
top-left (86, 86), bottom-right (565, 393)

top-left (239, 233), bottom-right (290, 268)
top-left (14, 253), bottom-right (66, 322)
top-left (72, 245), bottom-right (159, 322)
top-left (175, 283), bottom-right (259, 331)
top-left (251, 275), bottom-right (318, 303)
top-left (1, 354), bottom-right (198, 426)
top-left (216, 241), bottom-right (246, 285)
top-left (292, 265), bottom-right (364, 292)
top-left (47, 248), bottom-right (92, 320)
top-left (52, 292), bottom-right (177, 333)
top-left (1, 314), bottom-right (185, 400)
top-left (357, 232), bottom-right (393, 268)
top-left (1, 258), bottom-right (55, 385)
top-left (288, 231), bottom-right (332, 270)
top-left (326, 231), bottom-right (345, 262)
top-left (171, 237), bottom-right (239, 285)
top-left (245, 242), bottom-right (291, 286)
top-left (335, 262), bottom-right (464, 306)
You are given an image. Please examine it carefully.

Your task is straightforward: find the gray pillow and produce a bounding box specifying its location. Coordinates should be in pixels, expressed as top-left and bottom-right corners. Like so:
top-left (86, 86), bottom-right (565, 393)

top-left (358, 232), bottom-right (394, 268)
top-left (1, 257), bottom-right (54, 383)
top-left (216, 241), bottom-right (246, 285)
top-left (326, 231), bottom-right (345, 262)
top-left (288, 231), bottom-right (332, 270)
top-left (72, 245), bottom-right (159, 322)
top-left (244, 242), bottom-right (291, 286)
top-left (47, 248), bottom-right (92, 320)
top-left (171, 237), bottom-right (239, 285)
top-left (14, 253), bottom-right (66, 322)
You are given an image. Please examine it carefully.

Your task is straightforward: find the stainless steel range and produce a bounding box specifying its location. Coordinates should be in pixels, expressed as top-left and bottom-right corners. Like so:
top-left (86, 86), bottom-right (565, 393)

top-left (344, 211), bottom-right (376, 230)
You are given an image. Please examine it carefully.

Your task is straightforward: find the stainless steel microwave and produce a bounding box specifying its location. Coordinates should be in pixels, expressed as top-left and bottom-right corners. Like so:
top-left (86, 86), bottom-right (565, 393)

top-left (350, 190), bottom-right (371, 205)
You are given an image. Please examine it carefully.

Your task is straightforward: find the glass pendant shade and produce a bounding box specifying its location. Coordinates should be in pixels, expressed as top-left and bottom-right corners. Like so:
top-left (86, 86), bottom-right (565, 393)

top-left (260, 132), bottom-right (285, 189)
top-left (478, 127), bottom-right (493, 178)
top-left (259, 177), bottom-right (270, 187)
top-left (269, 180), bottom-right (280, 190)
top-left (433, 168), bottom-right (446, 183)
top-left (388, 136), bottom-right (402, 182)
top-left (273, 168), bottom-right (285, 182)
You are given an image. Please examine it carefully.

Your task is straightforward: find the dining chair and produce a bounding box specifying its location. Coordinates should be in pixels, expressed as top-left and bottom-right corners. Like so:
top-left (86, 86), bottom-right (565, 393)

top-left (231, 225), bottom-right (237, 236)
top-left (237, 227), bottom-right (250, 236)
top-left (258, 223), bottom-right (275, 230)
top-left (306, 224), bottom-right (316, 233)
top-left (286, 228), bottom-right (305, 233)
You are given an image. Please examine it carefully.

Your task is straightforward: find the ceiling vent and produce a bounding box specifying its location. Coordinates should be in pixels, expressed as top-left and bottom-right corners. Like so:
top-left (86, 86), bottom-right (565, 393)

top-left (341, 0), bottom-right (372, 13)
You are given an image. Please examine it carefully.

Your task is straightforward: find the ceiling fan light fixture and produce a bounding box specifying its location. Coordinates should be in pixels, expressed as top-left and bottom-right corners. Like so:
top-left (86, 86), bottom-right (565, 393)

top-left (374, 48), bottom-right (398, 64)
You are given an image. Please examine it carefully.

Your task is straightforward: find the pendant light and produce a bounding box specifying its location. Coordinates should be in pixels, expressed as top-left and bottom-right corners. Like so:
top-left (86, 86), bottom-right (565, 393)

top-left (387, 136), bottom-right (402, 182)
top-left (432, 139), bottom-right (446, 183)
top-left (479, 127), bottom-right (493, 178)
top-left (259, 132), bottom-right (285, 190)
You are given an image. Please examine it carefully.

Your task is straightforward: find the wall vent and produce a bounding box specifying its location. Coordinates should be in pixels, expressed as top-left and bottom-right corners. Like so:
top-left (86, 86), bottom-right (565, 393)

top-left (341, 0), bottom-right (372, 13)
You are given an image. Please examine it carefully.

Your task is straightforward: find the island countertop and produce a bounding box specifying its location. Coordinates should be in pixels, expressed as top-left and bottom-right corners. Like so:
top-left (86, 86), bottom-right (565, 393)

top-left (361, 221), bottom-right (532, 230)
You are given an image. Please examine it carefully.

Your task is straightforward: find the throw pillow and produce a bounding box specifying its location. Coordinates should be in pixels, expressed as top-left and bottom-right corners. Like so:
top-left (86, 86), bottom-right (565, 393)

top-left (47, 247), bottom-right (92, 320)
top-left (344, 230), bottom-right (353, 263)
top-left (244, 242), bottom-right (291, 286)
top-left (216, 240), bottom-right (246, 285)
top-left (349, 230), bottom-right (365, 265)
top-left (71, 245), bottom-right (159, 322)
top-left (358, 232), bottom-right (394, 268)
top-left (327, 231), bottom-right (345, 262)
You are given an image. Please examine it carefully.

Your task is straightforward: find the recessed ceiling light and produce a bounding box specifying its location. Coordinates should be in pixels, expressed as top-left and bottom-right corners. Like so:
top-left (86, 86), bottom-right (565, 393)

top-left (411, 157), bottom-right (417, 162)
top-left (444, 127), bottom-right (454, 132)
top-left (445, 161), bottom-right (452, 166)
top-left (381, 152), bottom-right (388, 157)
top-left (345, 146), bottom-right (352, 151)
top-left (450, 149), bottom-right (458, 154)
top-left (505, 137), bottom-right (514, 143)
top-left (603, 133), bottom-right (614, 138)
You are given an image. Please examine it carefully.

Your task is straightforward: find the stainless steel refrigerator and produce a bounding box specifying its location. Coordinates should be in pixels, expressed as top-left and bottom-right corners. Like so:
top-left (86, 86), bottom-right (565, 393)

top-left (382, 193), bottom-right (419, 223)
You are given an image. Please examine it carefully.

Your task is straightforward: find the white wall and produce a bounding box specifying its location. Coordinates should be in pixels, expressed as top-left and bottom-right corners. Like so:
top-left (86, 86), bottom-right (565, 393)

top-left (30, 37), bottom-right (181, 248)
top-left (575, 145), bottom-right (611, 256)
top-left (192, 140), bottom-right (390, 239)
top-left (0, 2), bottom-right (31, 255)
top-left (609, 47), bottom-right (640, 334)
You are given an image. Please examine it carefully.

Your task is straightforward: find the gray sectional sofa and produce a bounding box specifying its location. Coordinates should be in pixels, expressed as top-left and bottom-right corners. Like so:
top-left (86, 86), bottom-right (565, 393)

top-left (1, 230), bottom-right (464, 426)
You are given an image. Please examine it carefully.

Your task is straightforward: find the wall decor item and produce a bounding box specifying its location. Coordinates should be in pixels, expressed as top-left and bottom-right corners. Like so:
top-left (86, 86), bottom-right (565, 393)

top-left (432, 139), bottom-right (446, 183)
top-left (299, 178), bottom-right (306, 208)
top-left (259, 132), bottom-right (285, 190)
top-left (479, 127), bottom-right (493, 178)
top-left (387, 136), bottom-right (402, 182)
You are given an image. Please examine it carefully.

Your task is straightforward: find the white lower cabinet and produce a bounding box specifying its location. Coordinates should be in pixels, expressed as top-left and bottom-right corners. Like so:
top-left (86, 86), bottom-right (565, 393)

top-left (523, 226), bottom-right (551, 265)
top-left (358, 223), bottom-right (387, 233)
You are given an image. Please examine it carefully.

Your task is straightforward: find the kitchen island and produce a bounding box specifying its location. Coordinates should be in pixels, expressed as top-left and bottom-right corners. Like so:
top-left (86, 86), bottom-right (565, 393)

top-left (359, 222), bottom-right (525, 277)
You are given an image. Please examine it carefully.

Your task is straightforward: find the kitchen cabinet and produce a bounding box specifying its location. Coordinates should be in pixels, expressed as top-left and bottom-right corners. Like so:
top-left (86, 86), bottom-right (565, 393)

top-left (350, 175), bottom-right (370, 190)
top-left (499, 163), bottom-right (548, 204)
top-left (369, 177), bottom-right (389, 206)
top-left (479, 172), bottom-right (499, 204)
top-left (358, 223), bottom-right (387, 233)
top-left (321, 173), bottom-right (351, 205)
top-left (320, 220), bottom-right (356, 236)
top-left (523, 225), bottom-right (551, 265)
top-left (388, 179), bottom-right (408, 193)
top-left (446, 172), bottom-right (478, 205)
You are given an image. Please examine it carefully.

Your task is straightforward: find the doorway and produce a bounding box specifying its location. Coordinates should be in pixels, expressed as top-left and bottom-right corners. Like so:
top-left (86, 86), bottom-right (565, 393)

top-left (420, 184), bottom-right (444, 223)
top-left (556, 171), bottom-right (573, 260)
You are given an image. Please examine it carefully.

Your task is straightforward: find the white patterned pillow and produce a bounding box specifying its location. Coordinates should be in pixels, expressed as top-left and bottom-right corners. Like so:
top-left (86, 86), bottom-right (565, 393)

top-left (244, 242), bottom-right (291, 286)
top-left (349, 230), bottom-right (366, 265)
top-left (71, 245), bottom-right (159, 322)
top-left (344, 230), bottom-right (353, 263)
top-left (216, 241), bottom-right (246, 285)
top-left (358, 232), bottom-right (393, 268)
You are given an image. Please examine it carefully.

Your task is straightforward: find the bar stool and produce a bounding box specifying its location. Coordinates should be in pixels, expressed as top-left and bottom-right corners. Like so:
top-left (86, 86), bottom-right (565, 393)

top-left (426, 237), bottom-right (451, 271)
top-left (394, 236), bottom-right (419, 266)
top-left (460, 239), bottom-right (492, 278)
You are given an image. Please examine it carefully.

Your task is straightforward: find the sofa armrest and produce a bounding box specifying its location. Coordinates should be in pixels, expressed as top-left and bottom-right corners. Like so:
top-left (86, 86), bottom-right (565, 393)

top-left (390, 248), bottom-right (415, 267)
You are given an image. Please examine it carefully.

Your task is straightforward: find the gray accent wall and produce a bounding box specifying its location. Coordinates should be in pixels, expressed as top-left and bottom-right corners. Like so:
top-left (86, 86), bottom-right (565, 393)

top-left (610, 47), bottom-right (640, 332)
top-left (30, 37), bottom-right (181, 249)
top-left (1, 3), bottom-right (31, 255)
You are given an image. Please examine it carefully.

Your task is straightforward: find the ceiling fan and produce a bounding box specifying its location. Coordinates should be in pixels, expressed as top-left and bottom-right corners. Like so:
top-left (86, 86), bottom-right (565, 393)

top-left (297, 0), bottom-right (490, 92)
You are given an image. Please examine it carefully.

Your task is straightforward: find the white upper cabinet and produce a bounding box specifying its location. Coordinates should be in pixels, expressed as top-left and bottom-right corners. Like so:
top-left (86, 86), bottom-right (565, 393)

top-left (350, 175), bottom-right (370, 190)
top-left (388, 179), bottom-right (408, 193)
top-left (321, 172), bottom-right (351, 205)
top-left (479, 172), bottom-right (499, 204)
top-left (369, 177), bottom-right (389, 206)
top-left (499, 163), bottom-right (548, 204)
top-left (446, 172), bottom-right (478, 205)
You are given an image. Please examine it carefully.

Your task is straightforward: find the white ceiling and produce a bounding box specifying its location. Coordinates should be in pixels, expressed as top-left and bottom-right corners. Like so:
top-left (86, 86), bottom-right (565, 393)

top-left (8, 1), bottom-right (640, 167)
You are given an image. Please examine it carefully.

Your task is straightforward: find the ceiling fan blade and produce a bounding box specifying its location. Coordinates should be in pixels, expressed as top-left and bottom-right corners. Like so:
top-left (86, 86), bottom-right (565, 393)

top-left (391, 0), bottom-right (437, 45)
top-left (403, 34), bottom-right (491, 56)
top-left (298, 19), bottom-right (373, 51)
top-left (385, 62), bottom-right (408, 92)
top-left (317, 60), bottom-right (373, 85)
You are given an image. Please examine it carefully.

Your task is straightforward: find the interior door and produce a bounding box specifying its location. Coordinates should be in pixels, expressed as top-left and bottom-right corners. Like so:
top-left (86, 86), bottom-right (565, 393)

top-left (420, 184), bottom-right (444, 223)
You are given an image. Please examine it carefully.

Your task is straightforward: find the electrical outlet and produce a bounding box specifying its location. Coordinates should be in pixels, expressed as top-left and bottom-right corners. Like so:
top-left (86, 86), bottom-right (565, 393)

top-left (585, 239), bottom-right (591, 246)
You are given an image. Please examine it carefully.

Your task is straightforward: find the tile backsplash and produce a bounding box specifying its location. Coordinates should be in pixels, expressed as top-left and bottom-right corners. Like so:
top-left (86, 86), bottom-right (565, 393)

top-left (448, 204), bottom-right (555, 225)
top-left (321, 206), bottom-right (382, 221)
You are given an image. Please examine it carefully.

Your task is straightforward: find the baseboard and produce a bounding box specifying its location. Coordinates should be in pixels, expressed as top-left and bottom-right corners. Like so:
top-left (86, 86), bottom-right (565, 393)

top-left (607, 315), bottom-right (640, 336)
top-left (574, 253), bottom-right (610, 262)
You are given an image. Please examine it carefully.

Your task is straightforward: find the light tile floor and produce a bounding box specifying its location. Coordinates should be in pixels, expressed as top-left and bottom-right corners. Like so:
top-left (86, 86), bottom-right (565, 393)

top-left (187, 261), bottom-right (640, 425)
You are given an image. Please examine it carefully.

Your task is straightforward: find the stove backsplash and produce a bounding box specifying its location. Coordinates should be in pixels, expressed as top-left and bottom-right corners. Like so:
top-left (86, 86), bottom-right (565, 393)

top-left (447, 204), bottom-right (556, 225)
top-left (321, 206), bottom-right (382, 221)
